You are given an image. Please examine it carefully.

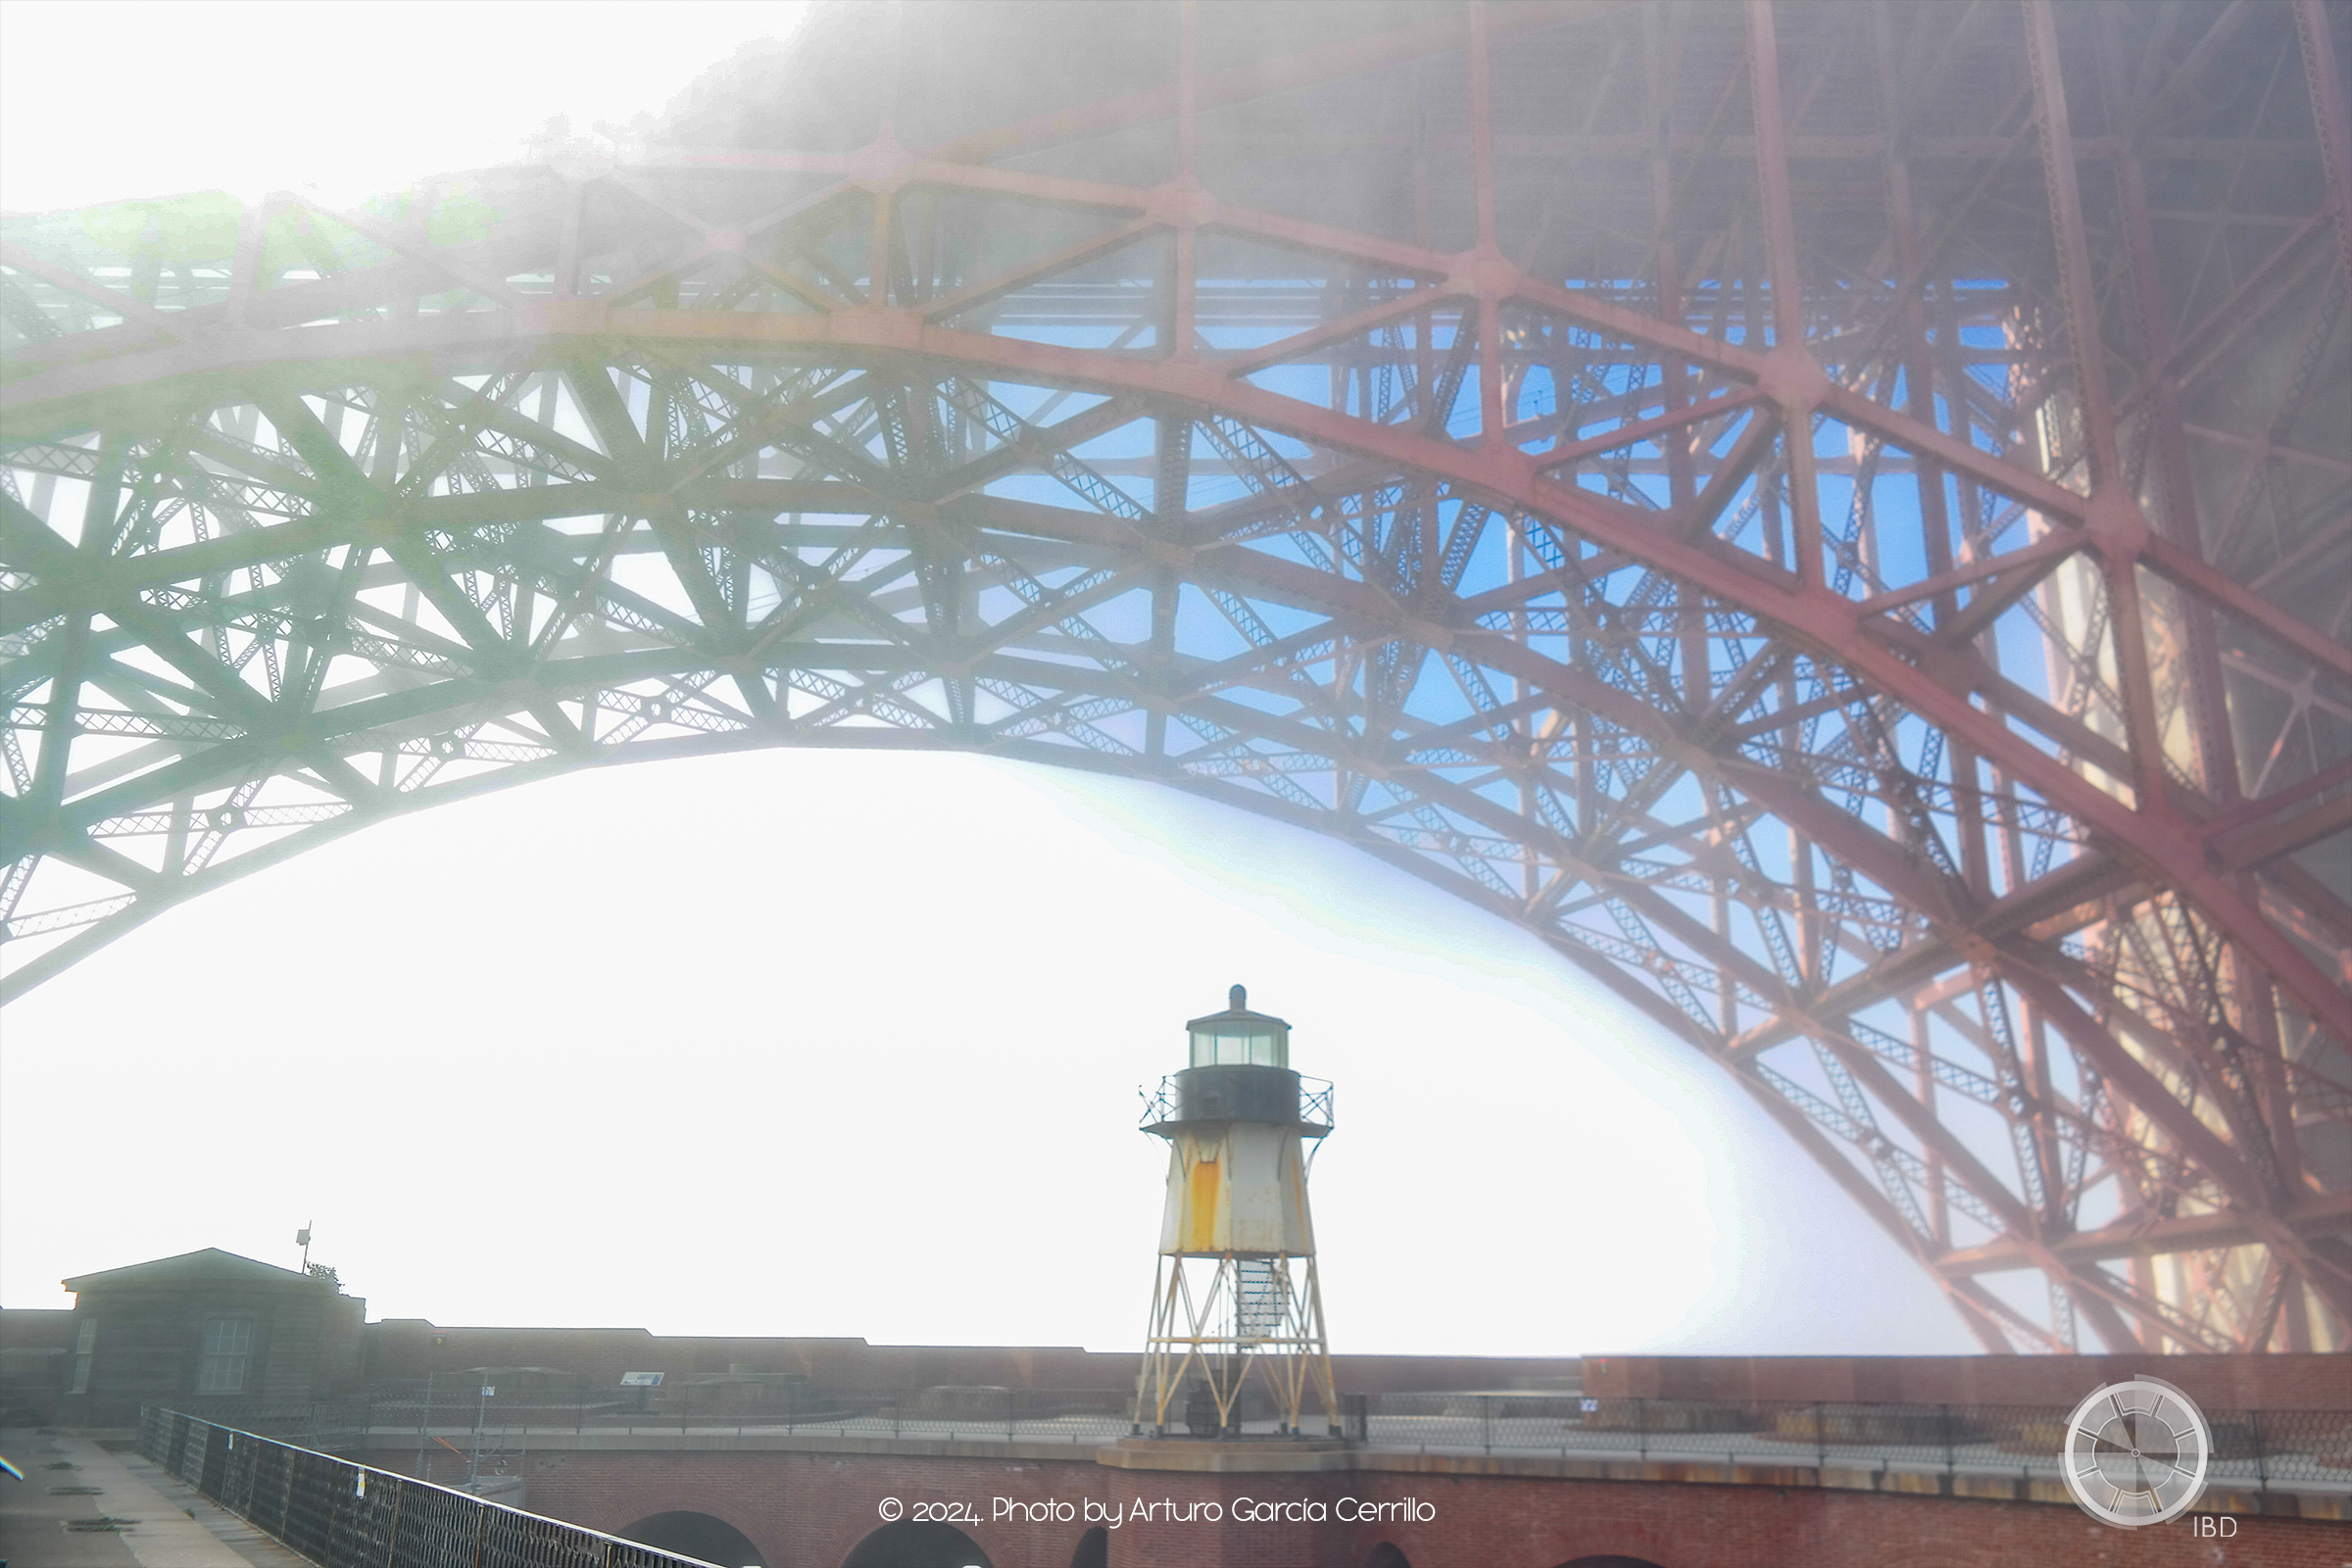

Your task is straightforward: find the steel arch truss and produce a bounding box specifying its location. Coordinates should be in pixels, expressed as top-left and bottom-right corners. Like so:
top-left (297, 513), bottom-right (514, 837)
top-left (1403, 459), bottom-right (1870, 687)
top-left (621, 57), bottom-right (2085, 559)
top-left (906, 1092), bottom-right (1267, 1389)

top-left (4, 0), bottom-right (2349, 1353)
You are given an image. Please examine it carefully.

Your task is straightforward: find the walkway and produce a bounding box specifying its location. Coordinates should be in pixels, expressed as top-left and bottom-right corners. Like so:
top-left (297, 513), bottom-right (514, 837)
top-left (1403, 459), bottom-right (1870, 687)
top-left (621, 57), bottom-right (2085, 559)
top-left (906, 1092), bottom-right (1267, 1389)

top-left (0, 1431), bottom-right (311, 1568)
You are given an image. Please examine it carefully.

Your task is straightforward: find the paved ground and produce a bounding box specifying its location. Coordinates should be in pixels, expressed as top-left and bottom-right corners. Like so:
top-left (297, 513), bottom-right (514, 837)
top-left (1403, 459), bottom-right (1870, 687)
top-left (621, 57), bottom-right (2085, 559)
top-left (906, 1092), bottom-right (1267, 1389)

top-left (0, 1433), bottom-right (312, 1568)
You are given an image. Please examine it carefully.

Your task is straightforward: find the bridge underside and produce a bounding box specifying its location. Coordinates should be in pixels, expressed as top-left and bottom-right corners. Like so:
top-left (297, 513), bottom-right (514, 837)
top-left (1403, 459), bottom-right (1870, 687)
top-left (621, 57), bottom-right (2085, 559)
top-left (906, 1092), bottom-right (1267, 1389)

top-left (4, 0), bottom-right (2349, 1353)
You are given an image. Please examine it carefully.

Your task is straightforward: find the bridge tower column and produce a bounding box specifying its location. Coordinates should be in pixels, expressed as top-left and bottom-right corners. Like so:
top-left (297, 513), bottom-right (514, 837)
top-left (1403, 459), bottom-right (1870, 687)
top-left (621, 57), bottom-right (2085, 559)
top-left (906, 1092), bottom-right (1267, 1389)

top-left (1132, 985), bottom-right (1340, 1440)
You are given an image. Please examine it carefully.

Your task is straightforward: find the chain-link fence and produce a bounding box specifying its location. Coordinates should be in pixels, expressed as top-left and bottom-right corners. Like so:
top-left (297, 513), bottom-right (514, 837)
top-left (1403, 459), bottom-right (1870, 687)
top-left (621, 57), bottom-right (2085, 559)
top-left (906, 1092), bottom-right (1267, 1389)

top-left (1338, 1394), bottom-right (2352, 1494)
top-left (137, 1408), bottom-right (710, 1568)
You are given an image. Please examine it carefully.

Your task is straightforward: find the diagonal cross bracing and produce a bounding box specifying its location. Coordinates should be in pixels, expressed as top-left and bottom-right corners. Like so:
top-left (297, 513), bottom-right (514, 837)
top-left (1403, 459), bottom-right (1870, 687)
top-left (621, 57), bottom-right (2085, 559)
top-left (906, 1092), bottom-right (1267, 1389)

top-left (3, 0), bottom-right (2346, 1355)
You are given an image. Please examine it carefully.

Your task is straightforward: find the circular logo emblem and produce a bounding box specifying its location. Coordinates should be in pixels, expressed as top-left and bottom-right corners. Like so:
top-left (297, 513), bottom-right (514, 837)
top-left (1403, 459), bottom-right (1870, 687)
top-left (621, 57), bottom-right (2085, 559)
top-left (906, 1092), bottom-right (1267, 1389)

top-left (2061, 1377), bottom-right (2211, 1527)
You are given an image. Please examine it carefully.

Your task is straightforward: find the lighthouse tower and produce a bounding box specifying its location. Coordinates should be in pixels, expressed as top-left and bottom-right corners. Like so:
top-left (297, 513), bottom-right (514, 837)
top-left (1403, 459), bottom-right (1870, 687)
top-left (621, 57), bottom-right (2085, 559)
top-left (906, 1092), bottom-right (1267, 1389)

top-left (1134, 985), bottom-right (1339, 1438)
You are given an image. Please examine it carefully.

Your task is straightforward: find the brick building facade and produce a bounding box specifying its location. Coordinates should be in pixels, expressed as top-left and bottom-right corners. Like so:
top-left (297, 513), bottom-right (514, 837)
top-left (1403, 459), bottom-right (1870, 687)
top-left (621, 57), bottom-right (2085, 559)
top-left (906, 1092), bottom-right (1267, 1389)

top-left (11, 1250), bottom-right (2348, 1566)
top-left (7, 1249), bottom-right (369, 1428)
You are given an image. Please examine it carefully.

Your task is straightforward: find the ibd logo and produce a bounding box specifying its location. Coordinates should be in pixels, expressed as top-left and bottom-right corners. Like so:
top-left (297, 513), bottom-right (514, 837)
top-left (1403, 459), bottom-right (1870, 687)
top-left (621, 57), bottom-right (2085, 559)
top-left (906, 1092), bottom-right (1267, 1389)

top-left (2059, 1377), bottom-right (2211, 1528)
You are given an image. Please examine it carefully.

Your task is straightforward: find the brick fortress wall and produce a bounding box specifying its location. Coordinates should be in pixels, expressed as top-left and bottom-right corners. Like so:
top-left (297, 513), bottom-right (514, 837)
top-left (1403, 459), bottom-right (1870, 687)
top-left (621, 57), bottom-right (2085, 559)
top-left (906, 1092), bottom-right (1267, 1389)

top-left (365, 1445), bottom-right (2348, 1568)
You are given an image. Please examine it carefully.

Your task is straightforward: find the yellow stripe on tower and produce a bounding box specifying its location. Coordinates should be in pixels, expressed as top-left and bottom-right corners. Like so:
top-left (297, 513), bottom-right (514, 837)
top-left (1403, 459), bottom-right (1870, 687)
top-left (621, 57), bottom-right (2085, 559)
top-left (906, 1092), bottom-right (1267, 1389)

top-left (1183, 1143), bottom-right (1223, 1252)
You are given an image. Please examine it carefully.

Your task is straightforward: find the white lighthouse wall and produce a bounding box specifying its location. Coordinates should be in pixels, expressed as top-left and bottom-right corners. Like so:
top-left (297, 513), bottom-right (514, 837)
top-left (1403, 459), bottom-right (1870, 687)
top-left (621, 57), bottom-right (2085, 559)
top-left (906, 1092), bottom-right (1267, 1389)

top-left (1158, 1124), bottom-right (1315, 1254)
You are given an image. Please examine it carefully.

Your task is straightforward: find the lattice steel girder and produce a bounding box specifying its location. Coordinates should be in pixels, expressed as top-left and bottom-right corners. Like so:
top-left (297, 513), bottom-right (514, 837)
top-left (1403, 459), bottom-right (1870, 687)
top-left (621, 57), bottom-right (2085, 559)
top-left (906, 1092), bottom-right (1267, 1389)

top-left (4, 0), bottom-right (2348, 1353)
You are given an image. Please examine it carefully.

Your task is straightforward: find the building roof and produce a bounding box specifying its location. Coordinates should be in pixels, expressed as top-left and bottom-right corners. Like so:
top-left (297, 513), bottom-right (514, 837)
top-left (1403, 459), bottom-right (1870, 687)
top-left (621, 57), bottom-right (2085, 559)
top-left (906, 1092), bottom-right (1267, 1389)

top-left (63, 1248), bottom-right (326, 1296)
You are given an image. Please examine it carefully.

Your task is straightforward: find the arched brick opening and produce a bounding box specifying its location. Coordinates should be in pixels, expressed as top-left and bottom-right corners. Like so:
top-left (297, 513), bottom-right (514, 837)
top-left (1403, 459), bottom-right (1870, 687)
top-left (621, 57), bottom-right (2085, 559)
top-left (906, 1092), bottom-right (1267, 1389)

top-left (841, 1520), bottom-right (995, 1568)
top-left (620, 1510), bottom-right (766, 1568)
top-left (1367, 1544), bottom-right (1412, 1568)
top-left (1068, 1525), bottom-right (1107, 1568)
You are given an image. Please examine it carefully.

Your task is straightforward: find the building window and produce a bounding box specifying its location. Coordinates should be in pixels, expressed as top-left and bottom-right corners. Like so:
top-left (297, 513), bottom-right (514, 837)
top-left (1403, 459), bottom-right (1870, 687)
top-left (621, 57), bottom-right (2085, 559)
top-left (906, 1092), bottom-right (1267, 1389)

top-left (198, 1318), bottom-right (253, 1393)
top-left (71, 1319), bottom-right (96, 1394)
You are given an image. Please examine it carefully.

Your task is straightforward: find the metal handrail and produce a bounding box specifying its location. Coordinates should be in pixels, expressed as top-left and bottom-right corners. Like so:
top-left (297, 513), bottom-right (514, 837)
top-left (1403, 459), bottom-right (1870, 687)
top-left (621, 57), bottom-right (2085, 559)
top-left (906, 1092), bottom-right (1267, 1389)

top-left (136, 1409), bottom-right (710, 1568)
top-left (1338, 1393), bottom-right (2352, 1494)
top-left (186, 1386), bottom-right (2352, 1501)
top-left (1136, 1073), bottom-right (1335, 1128)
